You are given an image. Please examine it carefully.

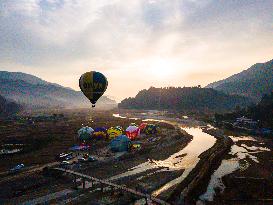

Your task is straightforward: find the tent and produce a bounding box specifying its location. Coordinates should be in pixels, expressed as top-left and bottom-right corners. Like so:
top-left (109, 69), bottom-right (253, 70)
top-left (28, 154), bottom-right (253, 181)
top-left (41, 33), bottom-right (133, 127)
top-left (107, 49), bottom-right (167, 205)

top-left (110, 135), bottom-right (131, 152)
top-left (93, 127), bottom-right (107, 139)
top-left (130, 123), bottom-right (138, 127)
top-left (126, 125), bottom-right (140, 140)
top-left (107, 126), bottom-right (123, 140)
top-left (78, 126), bottom-right (94, 140)
top-left (144, 124), bottom-right (159, 135)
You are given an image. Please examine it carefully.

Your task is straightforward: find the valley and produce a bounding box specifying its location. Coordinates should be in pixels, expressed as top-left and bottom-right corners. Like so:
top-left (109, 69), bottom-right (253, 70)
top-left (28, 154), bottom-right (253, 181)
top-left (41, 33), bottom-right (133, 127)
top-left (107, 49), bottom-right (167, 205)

top-left (0, 110), bottom-right (271, 204)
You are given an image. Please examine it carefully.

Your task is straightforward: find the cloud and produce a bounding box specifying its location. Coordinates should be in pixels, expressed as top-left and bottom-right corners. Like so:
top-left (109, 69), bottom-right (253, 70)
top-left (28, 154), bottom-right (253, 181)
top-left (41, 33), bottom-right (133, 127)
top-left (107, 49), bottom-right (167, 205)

top-left (0, 0), bottom-right (272, 98)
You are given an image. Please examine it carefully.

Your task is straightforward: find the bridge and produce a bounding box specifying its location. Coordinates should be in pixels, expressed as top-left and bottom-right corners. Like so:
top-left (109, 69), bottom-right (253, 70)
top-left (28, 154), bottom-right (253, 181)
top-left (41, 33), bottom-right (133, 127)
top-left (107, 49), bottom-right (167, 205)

top-left (53, 168), bottom-right (170, 205)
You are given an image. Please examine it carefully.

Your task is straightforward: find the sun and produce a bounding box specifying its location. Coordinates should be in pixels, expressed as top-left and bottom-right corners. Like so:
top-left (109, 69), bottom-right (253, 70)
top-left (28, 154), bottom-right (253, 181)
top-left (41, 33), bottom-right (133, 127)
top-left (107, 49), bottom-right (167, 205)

top-left (148, 59), bottom-right (175, 79)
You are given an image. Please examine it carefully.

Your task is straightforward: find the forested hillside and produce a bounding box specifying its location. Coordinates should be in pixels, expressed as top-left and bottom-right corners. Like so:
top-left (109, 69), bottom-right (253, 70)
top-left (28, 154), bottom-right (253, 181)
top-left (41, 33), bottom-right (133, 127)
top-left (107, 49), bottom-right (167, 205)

top-left (206, 59), bottom-right (273, 102)
top-left (0, 71), bottom-right (116, 109)
top-left (0, 95), bottom-right (21, 117)
top-left (119, 87), bottom-right (253, 113)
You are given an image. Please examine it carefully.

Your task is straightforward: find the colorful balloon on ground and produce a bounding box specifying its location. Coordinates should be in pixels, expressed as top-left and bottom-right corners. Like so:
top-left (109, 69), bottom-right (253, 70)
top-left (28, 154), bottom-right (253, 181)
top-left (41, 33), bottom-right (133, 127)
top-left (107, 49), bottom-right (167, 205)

top-left (93, 127), bottom-right (107, 139)
top-left (107, 126), bottom-right (123, 140)
top-left (145, 124), bottom-right (159, 135)
top-left (126, 125), bottom-right (140, 140)
top-left (115, 126), bottom-right (124, 132)
top-left (109, 135), bottom-right (131, 152)
top-left (79, 71), bottom-right (108, 107)
top-left (78, 126), bottom-right (94, 140)
top-left (139, 122), bottom-right (148, 132)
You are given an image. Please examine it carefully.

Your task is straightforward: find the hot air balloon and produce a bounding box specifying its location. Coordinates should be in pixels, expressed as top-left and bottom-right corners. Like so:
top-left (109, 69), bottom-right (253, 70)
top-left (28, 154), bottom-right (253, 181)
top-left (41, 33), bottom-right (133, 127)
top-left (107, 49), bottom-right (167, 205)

top-left (139, 122), bottom-right (148, 133)
top-left (78, 126), bottom-right (94, 140)
top-left (107, 126), bottom-right (123, 140)
top-left (93, 127), bottom-right (107, 139)
top-left (144, 124), bottom-right (159, 135)
top-left (109, 135), bottom-right (131, 152)
top-left (79, 71), bottom-right (108, 107)
top-left (126, 125), bottom-right (140, 140)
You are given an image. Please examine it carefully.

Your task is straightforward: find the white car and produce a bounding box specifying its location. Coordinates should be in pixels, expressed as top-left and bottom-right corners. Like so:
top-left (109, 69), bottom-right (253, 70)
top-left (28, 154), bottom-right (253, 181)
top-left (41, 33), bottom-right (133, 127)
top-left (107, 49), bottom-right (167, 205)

top-left (10, 163), bottom-right (25, 173)
top-left (60, 161), bottom-right (72, 167)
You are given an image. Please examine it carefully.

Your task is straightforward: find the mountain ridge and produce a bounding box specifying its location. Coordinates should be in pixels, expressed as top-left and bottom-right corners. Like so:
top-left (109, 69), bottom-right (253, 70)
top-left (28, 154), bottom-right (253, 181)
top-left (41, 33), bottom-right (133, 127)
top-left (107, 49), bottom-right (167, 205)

top-left (118, 86), bottom-right (253, 113)
top-left (206, 59), bottom-right (273, 102)
top-left (0, 71), bottom-right (116, 109)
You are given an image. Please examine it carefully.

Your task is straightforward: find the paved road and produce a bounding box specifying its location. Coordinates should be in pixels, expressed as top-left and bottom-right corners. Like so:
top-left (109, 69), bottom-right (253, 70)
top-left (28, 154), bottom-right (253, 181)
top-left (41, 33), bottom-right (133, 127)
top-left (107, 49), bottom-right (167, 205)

top-left (0, 161), bottom-right (59, 184)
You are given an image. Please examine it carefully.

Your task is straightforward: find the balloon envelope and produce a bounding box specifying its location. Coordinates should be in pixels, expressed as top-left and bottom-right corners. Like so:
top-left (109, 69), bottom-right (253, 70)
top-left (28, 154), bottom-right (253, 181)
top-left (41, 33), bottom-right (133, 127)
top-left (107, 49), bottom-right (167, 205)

top-left (93, 127), bottom-right (107, 139)
top-left (139, 123), bottom-right (148, 132)
top-left (145, 124), bottom-right (159, 135)
top-left (79, 71), bottom-right (108, 105)
top-left (78, 126), bottom-right (94, 140)
top-left (126, 125), bottom-right (140, 140)
top-left (110, 135), bottom-right (131, 152)
top-left (107, 127), bottom-right (123, 140)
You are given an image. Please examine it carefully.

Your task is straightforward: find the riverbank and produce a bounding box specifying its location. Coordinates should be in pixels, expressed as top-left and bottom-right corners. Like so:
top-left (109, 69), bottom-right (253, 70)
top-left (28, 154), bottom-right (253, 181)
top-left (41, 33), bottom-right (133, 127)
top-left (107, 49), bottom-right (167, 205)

top-left (168, 128), bottom-right (233, 204)
top-left (205, 130), bottom-right (273, 204)
top-left (53, 120), bottom-right (193, 204)
top-left (1, 111), bottom-right (194, 204)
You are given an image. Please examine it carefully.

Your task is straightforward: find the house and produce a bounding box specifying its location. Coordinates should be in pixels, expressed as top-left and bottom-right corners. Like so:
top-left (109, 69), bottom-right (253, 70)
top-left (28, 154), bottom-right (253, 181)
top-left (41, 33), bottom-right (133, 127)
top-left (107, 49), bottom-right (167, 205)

top-left (234, 116), bottom-right (258, 129)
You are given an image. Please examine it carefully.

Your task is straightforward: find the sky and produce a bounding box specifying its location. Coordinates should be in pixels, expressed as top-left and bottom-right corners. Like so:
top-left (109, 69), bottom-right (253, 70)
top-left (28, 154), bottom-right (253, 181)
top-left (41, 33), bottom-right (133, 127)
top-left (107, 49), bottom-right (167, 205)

top-left (0, 0), bottom-right (272, 101)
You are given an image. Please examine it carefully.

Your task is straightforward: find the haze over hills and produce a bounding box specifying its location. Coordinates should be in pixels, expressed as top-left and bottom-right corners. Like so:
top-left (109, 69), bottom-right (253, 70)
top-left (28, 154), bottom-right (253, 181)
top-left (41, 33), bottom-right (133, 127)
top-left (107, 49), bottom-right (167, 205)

top-left (118, 87), bottom-right (253, 113)
top-left (0, 94), bottom-right (21, 117)
top-left (206, 59), bottom-right (273, 102)
top-left (0, 71), bottom-right (116, 109)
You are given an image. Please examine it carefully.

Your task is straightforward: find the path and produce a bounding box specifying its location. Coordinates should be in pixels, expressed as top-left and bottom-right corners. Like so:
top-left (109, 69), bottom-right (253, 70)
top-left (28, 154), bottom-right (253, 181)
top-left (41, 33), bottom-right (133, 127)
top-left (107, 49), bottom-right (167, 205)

top-left (53, 167), bottom-right (170, 205)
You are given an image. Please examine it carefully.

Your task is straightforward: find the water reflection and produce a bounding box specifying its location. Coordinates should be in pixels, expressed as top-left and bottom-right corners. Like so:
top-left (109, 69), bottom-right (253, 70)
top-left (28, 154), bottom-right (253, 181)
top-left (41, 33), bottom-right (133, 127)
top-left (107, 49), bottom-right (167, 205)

top-left (199, 135), bottom-right (271, 202)
top-left (112, 114), bottom-right (126, 119)
top-left (107, 127), bottom-right (216, 197)
top-left (152, 127), bottom-right (216, 196)
top-left (199, 159), bottom-right (239, 201)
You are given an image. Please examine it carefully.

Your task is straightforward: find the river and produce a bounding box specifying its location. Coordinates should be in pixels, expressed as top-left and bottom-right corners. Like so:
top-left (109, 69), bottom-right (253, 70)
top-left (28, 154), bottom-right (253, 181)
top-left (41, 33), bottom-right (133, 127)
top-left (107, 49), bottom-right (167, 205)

top-left (111, 113), bottom-right (217, 197)
top-left (198, 135), bottom-right (271, 202)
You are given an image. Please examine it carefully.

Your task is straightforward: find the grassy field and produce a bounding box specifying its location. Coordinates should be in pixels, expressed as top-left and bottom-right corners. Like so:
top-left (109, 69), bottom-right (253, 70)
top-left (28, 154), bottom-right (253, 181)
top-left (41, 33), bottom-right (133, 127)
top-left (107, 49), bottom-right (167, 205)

top-left (0, 109), bottom-right (193, 204)
top-left (0, 109), bottom-right (146, 172)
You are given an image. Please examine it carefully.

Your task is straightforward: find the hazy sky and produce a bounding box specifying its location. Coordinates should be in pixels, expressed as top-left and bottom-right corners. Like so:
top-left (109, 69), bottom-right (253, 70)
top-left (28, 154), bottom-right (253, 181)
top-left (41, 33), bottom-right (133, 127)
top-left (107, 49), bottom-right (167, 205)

top-left (0, 0), bottom-right (272, 100)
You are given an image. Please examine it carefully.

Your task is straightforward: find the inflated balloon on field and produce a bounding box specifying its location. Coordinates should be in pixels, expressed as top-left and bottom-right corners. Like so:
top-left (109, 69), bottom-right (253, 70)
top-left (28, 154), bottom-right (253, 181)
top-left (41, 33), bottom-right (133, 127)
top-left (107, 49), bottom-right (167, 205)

top-left (144, 124), bottom-right (159, 135)
top-left (115, 126), bottom-right (124, 132)
top-left (126, 125), bottom-right (140, 140)
top-left (79, 71), bottom-right (108, 107)
top-left (107, 126), bottom-right (123, 140)
top-left (139, 122), bottom-right (148, 132)
top-left (78, 126), bottom-right (94, 140)
top-left (93, 127), bottom-right (107, 139)
top-left (109, 135), bottom-right (131, 152)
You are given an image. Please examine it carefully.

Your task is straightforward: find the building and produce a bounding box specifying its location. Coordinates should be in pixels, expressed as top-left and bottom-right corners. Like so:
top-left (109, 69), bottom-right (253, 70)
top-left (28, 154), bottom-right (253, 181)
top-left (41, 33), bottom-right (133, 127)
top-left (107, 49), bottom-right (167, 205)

top-left (234, 116), bottom-right (258, 129)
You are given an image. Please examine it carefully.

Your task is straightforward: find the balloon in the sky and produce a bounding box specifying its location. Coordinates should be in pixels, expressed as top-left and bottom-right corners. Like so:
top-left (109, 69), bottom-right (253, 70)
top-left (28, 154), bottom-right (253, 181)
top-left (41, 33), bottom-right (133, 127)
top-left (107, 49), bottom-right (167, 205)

top-left (79, 71), bottom-right (108, 107)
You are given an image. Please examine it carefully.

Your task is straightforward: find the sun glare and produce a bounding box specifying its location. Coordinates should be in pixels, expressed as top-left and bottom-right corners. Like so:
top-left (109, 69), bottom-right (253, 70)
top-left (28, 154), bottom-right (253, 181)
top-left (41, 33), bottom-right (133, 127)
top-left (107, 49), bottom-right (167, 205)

top-left (148, 59), bottom-right (175, 79)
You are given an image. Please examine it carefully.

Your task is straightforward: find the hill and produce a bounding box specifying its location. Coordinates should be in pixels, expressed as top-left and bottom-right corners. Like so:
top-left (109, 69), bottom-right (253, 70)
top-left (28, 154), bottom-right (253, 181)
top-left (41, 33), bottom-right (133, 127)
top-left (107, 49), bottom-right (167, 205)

top-left (206, 59), bottom-right (273, 102)
top-left (0, 95), bottom-right (21, 117)
top-left (118, 87), bottom-right (253, 113)
top-left (0, 71), bottom-right (116, 109)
